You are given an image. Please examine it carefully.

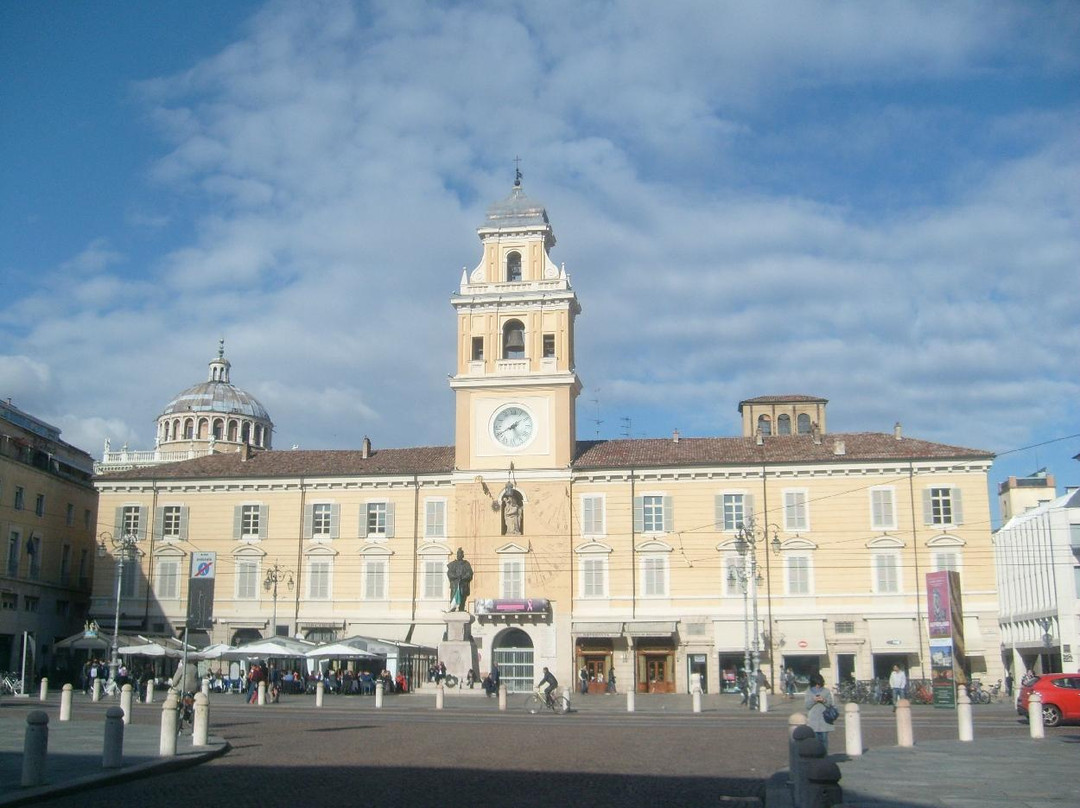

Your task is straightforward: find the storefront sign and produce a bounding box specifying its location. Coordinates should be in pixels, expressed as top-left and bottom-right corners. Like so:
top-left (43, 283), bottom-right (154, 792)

top-left (474, 598), bottom-right (550, 615)
top-left (927, 570), bottom-right (965, 707)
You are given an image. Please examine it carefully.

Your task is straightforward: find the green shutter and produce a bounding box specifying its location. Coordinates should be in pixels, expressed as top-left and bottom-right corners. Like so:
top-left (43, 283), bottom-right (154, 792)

top-left (922, 489), bottom-right (933, 525)
top-left (329, 504), bottom-right (340, 539)
top-left (233, 506), bottom-right (243, 540)
top-left (663, 496), bottom-right (674, 532)
top-left (154, 507), bottom-right (165, 541)
top-left (302, 506), bottom-right (313, 539)
top-left (258, 505), bottom-right (268, 539)
top-left (385, 502), bottom-right (395, 538)
top-left (714, 495), bottom-right (724, 530)
top-left (951, 489), bottom-right (964, 525)
top-left (178, 507), bottom-right (190, 541)
top-left (633, 497), bottom-right (644, 533)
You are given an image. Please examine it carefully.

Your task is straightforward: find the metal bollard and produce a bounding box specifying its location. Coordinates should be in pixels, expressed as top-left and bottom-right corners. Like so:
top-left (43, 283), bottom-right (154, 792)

top-left (895, 697), bottom-right (914, 747)
top-left (626, 687), bottom-right (636, 712)
top-left (563, 686), bottom-right (572, 711)
top-left (21, 712), bottom-right (49, 787)
top-left (795, 736), bottom-right (827, 808)
top-left (805, 758), bottom-right (843, 808)
top-left (316, 680), bottom-right (324, 707)
top-left (498, 683), bottom-right (507, 711)
top-left (1029, 691), bottom-right (1045, 739)
top-left (120, 684), bottom-right (134, 725)
top-left (435, 683), bottom-right (445, 710)
top-left (193, 692), bottom-right (209, 747)
top-left (375, 681), bottom-right (384, 708)
top-left (146, 680), bottom-right (155, 704)
top-left (790, 722), bottom-right (814, 788)
top-left (103, 706), bottom-right (125, 768)
top-left (257, 680), bottom-right (266, 706)
top-left (957, 686), bottom-right (973, 742)
top-left (844, 702), bottom-right (863, 756)
top-left (60, 684), bottom-right (73, 721)
top-left (92, 678), bottom-right (102, 702)
top-left (39, 677), bottom-right (49, 701)
top-left (159, 694), bottom-right (178, 757)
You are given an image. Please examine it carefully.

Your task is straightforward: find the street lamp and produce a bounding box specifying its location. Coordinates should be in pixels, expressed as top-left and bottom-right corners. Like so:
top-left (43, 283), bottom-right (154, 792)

top-left (97, 531), bottom-right (142, 684)
top-left (727, 516), bottom-right (777, 710)
top-left (263, 563), bottom-right (294, 638)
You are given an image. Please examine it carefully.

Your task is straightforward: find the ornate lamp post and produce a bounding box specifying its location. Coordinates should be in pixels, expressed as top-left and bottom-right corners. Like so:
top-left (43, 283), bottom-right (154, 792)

top-left (97, 531), bottom-right (142, 684)
top-left (728, 516), bottom-right (779, 709)
top-left (263, 563), bottom-right (294, 638)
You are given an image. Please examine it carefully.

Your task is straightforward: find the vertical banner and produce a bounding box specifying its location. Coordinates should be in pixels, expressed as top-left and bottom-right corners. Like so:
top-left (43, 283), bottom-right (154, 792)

top-left (187, 551), bottom-right (216, 631)
top-left (926, 570), bottom-right (966, 707)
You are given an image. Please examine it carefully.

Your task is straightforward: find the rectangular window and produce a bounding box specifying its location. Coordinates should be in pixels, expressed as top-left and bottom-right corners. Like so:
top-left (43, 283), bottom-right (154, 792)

top-left (642, 495), bottom-right (664, 533)
top-left (60, 544), bottom-right (71, 585)
top-left (308, 560), bottom-right (331, 599)
top-left (1, 592), bottom-right (16, 610)
top-left (724, 556), bottom-right (743, 597)
top-left (924, 487), bottom-right (963, 526)
top-left (425, 500), bottom-right (446, 539)
top-left (581, 556), bottom-right (607, 598)
top-left (874, 553), bottom-right (900, 593)
top-left (240, 505), bottom-right (262, 539)
top-left (783, 490), bottom-right (808, 532)
top-left (471, 337), bottom-right (484, 361)
top-left (642, 556), bottom-right (668, 597)
top-left (422, 560), bottom-right (444, 600)
top-left (722, 493), bottom-right (746, 531)
top-left (84, 509), bottom-right (92, 530)
top-left (157, 559), bottom-right (180, 599)
top-left (871, 488), bottom-right (896, 530)
top-left (78, 549), bottom-right (88, 588)
top-left (162, 506), bottom-right (183, 539)
top-left (121, 505), bottom-right (141, 538)
top-left (501, 558), bottom-right (524, 599)
top-left (933, 551), bottom-right (960, 572)
top-left (542, 334), bottom-right (555, 358)
top-left (24, 596), bottom-right (40, 613)
top-left (364, 559), bottom-right (387, 600)
top-left (581, 495), bottom-right (605, 536)
top-left (835, 621), bottom-right (855, 634)
top-left (367, 502), bottom-right (388, 536)
top-left (27, 536), bottom-right (41, 580)
top-left (7, 532), bottom-right (19, 576)
top-left (66, 503), bottom-right (75, 526)
top-left (35, 493), bottom-right (45, 517)
top-left (14, 486), bottom-right (24, 510)
top-left (786, 556), bottom-right (811, 595)
top-left (311, 504), bottom-right (333, 537)
top-left (236, 560), bottom-right (259, 599)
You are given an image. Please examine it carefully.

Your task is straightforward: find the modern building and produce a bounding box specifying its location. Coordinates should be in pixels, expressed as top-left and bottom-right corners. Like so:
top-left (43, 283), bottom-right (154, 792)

top-left (1, 400), bottom-right (99, 678)
top-left (92, 179), bottom-right (1001, 693)
top-left (994, 472), bottom-right (1079, 678)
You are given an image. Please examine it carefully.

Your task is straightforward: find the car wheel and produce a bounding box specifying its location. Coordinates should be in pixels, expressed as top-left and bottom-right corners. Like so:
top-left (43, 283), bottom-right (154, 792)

top-left (1042, 704), bottom-right (1062, 728)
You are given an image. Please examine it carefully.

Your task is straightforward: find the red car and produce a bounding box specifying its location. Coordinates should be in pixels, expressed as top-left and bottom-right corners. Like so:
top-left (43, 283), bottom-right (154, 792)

top-left (1017, 673), bottom-right (1080, 727)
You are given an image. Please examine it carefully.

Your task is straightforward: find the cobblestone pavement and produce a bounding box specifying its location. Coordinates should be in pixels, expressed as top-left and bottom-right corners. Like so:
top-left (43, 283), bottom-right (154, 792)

top-left (2, 691), bottom-right (1032, 808)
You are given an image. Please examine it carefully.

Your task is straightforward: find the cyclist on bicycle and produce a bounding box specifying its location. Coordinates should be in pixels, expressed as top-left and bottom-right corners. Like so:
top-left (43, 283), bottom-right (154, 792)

top-left (537, 667), bottom-right (558, 706)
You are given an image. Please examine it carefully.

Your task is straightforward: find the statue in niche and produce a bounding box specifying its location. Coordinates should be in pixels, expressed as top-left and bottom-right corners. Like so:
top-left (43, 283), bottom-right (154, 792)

top-left (446, 548), bottom-right (473, 612)
top-left (500, 483), bottom-right (523, 536)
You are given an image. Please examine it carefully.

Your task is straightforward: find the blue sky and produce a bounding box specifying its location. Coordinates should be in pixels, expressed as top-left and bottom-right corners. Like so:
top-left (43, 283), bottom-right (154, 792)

top-left (2, 0), bottom-right (1078, 526)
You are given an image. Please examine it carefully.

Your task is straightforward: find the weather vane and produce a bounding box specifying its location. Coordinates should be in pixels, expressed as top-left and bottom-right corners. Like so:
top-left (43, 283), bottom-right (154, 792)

top-left (513, 155), bottom-right (523, 186)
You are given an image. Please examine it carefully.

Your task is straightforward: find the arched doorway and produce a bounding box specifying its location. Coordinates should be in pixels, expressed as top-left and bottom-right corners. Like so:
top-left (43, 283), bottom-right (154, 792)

top-left (492, 627), bottom-right (534, 693)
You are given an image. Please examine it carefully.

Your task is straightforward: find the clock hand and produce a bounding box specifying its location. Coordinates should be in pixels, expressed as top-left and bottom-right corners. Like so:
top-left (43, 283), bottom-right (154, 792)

top-left (496, 420), bottom-right (521, 437)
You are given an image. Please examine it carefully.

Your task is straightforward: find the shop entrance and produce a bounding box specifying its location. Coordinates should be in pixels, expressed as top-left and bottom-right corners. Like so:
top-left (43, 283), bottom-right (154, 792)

top-left (492, 628), bottom-right (534, 693)
top-left (686, 653), bottom-right (708, 693)
top-left (718, 653), bottom-right (743, 693)
top-left (835, 653), bottom-right (856, 684)
top-left (638, 649), bottom-right (674, 693)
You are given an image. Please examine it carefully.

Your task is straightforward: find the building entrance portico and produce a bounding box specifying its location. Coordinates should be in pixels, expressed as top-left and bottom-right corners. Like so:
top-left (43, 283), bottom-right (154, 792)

top-left (492, 627), bottom-right (535, 693)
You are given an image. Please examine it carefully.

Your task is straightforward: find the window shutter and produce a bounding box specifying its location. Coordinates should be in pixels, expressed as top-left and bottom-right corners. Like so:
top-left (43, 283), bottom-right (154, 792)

top-left (302, 505), bottom-right (313, 539)
top-left (115, 507), bottom-right (125, 538)
top-left (258, 505), bottom-right (268, 539)
top-left (922, 489), bottom-right (933, 524)
top-left (329, 504), bottom-right (340, 539)
top-left (663, 496), bottom-right (674, 532)
top-left (154, 507), bottom-right (165, 541)
top-left (714, 496), bottom-right (723, 530)
top-left (179, 507), bottom-right (190, 541)
top-left (744, 495), bottom-right (755, 522)
top-left (951, 488), bottom-right (964, 525)
top-left (136, 506), bottom-right (148, 541)
top-left (234, 506), bottom-right (244, 540)
top-left (385, 503), bottom-right (396, 538)
top-left (633, 497), bottom-right (644, 533)
top-left (358, 505), bottom-right (367, 538)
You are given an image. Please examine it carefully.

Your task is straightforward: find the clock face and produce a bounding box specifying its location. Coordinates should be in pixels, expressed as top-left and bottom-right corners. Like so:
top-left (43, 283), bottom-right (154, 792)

top-left (491, 405), bottom-right (535, 449)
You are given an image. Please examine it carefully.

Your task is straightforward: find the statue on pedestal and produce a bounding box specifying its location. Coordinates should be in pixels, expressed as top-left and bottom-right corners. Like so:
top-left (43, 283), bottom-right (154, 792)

top-left (501, 483), bottom-right (523, 535)
top-left (446, 548), bottom-right (473, 612)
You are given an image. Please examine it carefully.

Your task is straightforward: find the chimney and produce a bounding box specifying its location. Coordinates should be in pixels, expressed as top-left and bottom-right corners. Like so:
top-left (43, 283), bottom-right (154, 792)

top-left (894, 422), bottom-right (902, 440)
top-left (812, 422), bottom-right (822, 445)
top-left (833, 440), bottom-right (846, 456)
top-left (672, 428), bottom-right (680, 444)
top-left (362, 436), bottom-right (372, 459)
top-left (755, 429), bottom-right (764, 446)
top-left (240, 442), bottom-right (251, 462)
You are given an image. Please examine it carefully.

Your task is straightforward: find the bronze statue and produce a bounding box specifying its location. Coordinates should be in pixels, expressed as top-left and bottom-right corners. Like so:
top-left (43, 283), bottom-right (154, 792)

top-left (446, 548), bottom-right (473, 611)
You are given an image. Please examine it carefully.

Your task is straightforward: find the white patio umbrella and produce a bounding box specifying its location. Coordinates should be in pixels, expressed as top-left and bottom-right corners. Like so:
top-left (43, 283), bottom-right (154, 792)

top-left (117, 642), bottom-right (183, 658)
top-left (305, 637), bottom-right (383, 659)
top-left (195, 643), bottom-right (235, 660)
top-left (222, 636), bottom-right (318, 659)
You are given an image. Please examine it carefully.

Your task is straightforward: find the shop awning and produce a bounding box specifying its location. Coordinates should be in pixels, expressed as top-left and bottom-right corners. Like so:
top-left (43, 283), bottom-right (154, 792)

top-left (573, 622), bottom-right (624, 638)
top-left (715, 621), bottom-right (749, 651)
top-left (962, 616), bottom-right (985, 654)
top-left (868, 618), bottom-right (921, 653)
top-left (624, 621), bottom-right (677, 638)
top-left (776, 619), bottom-right (828, 654)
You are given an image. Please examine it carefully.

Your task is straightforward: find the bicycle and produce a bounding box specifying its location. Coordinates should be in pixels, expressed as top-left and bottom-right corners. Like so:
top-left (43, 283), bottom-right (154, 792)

top-left (0, 672), bottom-right (25, 696)
top-left (968, 680), bottom-right (992, 705)
top-left (525, 689), bottom-right (570, 715)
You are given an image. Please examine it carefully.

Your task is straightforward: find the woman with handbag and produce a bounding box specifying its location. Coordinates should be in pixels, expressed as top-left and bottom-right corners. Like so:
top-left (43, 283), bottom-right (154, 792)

top-left (804, 672), bottom-right (837, 751)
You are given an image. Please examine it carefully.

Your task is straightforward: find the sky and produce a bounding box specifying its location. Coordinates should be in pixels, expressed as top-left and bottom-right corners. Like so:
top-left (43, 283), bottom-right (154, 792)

top-left (1, 0), bottom-right (1078, 527)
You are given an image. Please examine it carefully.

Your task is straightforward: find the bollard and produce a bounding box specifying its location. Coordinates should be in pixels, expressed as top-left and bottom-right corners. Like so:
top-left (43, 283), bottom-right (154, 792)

top-left (759, 687), bottom-right (769, 713)
top-left (60, 684), bottom-right (73, 722)
top-left (692, 688), bottom-right (702, 713)
top-left (789, 722), bottom-right (814, 789)
top-left (146, 680), bottom-right (155, 704)
top-left (159, 694), bottom-right (178, 757)
top-left (120, 684), bottom-right (134, 725)
top-left (498, 683), bottom-right (507, 711)
top-left (375, 681), bottom-right (384, 709)
top-left (201, 678), bottom-right (210, 697)
top-left (435, 683), bottom-right (445, 710)
top-left (805, 759), bottom-right (843, 808)
top-left (1028, 691), bottom-right (1045, 739)
top-left (843, 702), bottom-right (862, 757)
top-left (626, 687), bottom-right (636, 712)
top-left (316, 680), bottom-right (324, 707)
top-left (257, 680), bottom-right (266, 706)
top-left (92, 678), bottom-right (102, 702)
top-left (21, 712), bottom-right (49, 787)
top-left (895, 697), bottom-right (914, 747)
top-left (795, 736), bottom-right (827, 808)
top-left (957, 686), bottom-right (973, 742)
top-left (193, 692), bottom-right (209, 747)
top-left (39, 677), bottom-right (49, 701)
top-left (563, 686), bottom-right (572, 712)
top-left (103, 706), bottom-right (125, 768)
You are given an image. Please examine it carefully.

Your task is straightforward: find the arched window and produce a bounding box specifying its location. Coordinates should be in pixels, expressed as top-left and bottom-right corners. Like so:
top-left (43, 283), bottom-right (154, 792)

top-left (241, 423), bottom-right (250, 444)
top-left (212, 419), bottom-right (224, 440)
top-left (777, 414), bottom-right (792, 435)
top-left (197, 419), bottom-right (209, 439)
top-left (183, 419), bottom-right (194, 440)
top-left (797, 413), bottom-right (812, 434)
top-left (227, 421), bottom-right (238, 441)
top-left (757, 415), bottom-right (772, 436)
top-left (254, 425), bottom-right (263, 446)
top-left (506, 251), bottom-right (522, 282)
top-left (503, 319), bottom-right (525, 359)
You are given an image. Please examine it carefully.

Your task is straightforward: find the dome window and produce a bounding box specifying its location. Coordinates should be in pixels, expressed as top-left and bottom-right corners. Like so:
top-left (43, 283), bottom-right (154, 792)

top-left (507, 251), bottom-right (522, 282)
top-left (757, 415), bottom-right (772, 437)
top-left (797, 413), bottom-right (812, 434)
top-left (777, 414), bottom-right (792, 435)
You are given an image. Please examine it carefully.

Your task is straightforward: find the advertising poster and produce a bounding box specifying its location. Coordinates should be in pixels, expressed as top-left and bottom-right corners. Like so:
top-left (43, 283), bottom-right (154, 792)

top-left (926, 570), bottom-right (966, 707)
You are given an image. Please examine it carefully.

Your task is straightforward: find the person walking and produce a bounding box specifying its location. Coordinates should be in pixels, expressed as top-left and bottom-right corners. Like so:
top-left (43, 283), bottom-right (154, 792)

top-left (888, 664), bottom-right (907, 710)
top-left (607, 666), bottom-right (616, 694)
top-left (579, 665), bottom-right (589, 695)
top-left (804, 673), bottom-right (836, 752)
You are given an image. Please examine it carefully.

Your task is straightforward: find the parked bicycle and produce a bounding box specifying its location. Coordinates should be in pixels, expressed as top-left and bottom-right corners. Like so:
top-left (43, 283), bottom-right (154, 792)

top-left (525, 688), bottom-right (570, 715)
top-left (968, 679), bottom-right (996, 705)
top-left (0, 671), bottom-right (25, 696)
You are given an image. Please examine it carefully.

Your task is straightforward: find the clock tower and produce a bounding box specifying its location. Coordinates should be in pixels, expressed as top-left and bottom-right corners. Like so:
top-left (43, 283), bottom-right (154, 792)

top-left (450, 175), bottom-right (581, 473)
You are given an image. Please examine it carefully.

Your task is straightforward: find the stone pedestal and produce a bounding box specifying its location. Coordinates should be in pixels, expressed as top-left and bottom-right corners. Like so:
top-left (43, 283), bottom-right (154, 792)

top-left (438, 611), bottom-right (478, 688)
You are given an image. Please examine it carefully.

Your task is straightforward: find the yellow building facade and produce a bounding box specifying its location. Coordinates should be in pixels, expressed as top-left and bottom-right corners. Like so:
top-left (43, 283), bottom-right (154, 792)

top-left (93, 180), bottom-right (999, 694)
